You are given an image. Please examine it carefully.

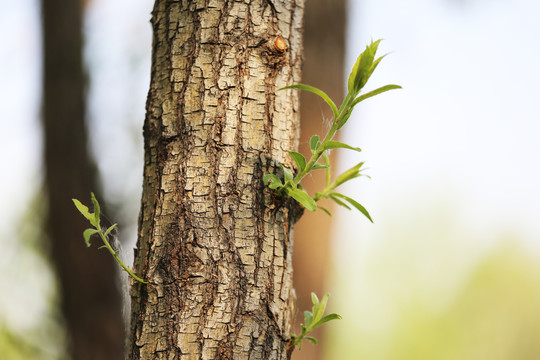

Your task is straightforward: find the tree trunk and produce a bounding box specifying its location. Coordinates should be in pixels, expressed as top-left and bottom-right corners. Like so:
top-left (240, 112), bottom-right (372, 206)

top-left (128, 1), bottom-right (305, 359)
top-left (41, 0), bottom-right (125, 359)
top-left (292, 1), bottom-right (346, 359)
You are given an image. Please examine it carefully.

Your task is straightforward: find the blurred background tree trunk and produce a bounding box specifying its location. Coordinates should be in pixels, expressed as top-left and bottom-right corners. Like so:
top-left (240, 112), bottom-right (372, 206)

top-left (41, 0), bottom-right (125, 358)
top-left (292, 0), bottom-right (346, 359)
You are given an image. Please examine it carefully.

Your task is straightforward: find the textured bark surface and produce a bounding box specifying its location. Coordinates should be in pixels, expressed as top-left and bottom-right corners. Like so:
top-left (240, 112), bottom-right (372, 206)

top-left (292, 1), bottom-right (346, 359)
top-left (41, 0), bottom-right (125, 359)
top-left (128, 1), bottom-right (305, 359)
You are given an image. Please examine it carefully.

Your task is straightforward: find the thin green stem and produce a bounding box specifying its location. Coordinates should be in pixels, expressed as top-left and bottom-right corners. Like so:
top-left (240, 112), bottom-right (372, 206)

top-left (292, 95), bottom-right (354, 186)
top-left (318, 179), bottom-right (339, 199)
top-left (323, 153), bottom-right (331, 187)
top-left (97, 230), bottom-right (148, 284)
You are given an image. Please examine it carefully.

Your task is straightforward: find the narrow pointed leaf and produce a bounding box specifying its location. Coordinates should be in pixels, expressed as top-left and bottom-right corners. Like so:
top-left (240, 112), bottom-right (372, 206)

top-left (263, 174), bottom-right (283, 189)
top-left (72, 199), bottom-right (93, 222)
top-left (323, 141), bottom-right (361, 152)
top-left (90, 192), bottom-right (100, 228)
top-left (348, 39), bottom-right (382, 94)
top-left (312, 163), bottom-right (329, 170)
top-left (352, 84), bottom-right (402, 106)
top-left (286, 188), bottom-right (317, 212)
top-left (305, 336), bottom-right (318, 345)
top-left (104, 223), bottom-right (118, 237)
top-left (348, 55), bottom-right (360, 93)
top-left (333, 162), bottom-right (365, 188)
top-left (335, 172), bottom-right (363, 188)
top-left (332, 193), bottom-right (373, 223)
top-left (83, 228), bottom-right (99, 247)
top-left (311, 292), bottom-right (319, 307)
top-left (280, 164), bottom-right (294, 182)
top-left (366, 54), bottom-right (387, 82)
top-left (313, 313), bottom-right (342, 328)
top-left (313, 293), bottom-right (330, 322)
top-left (280, 84), bottom-right (338, 118)
top-left (329, 194), bottom-right (351, 210)
top-left (304, 311), bottom-right (313, 326)
top-left (318, 206), bottom-right (332, 216)
top-left (288, 151), bottom-right (306, 172)
top-left (336, 106), bottom-right (354, 130)
top-left (309, 135), bottom-right (320, 153)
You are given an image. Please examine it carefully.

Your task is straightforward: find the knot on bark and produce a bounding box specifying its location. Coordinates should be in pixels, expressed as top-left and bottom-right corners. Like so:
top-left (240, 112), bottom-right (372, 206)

top-left (262, 35), bottom-right (288, 68)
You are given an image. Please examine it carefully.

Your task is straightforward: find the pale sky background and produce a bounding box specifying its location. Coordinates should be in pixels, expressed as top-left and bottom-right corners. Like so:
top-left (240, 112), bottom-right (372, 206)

top-left (336, 0), bottom-right (540, 279)
top-left (1, 0), bottom-right (540, 354)
top-left (329, 0), bottom-right (540, 353)
top-left (341, 0), bottom-right (540, 246)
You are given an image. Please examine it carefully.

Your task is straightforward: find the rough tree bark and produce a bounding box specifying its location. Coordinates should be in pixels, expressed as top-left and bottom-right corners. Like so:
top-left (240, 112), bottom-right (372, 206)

top-left (41, 0), bottom-right (125, 358)
top-left (128, 1), bottom-right (305, 359)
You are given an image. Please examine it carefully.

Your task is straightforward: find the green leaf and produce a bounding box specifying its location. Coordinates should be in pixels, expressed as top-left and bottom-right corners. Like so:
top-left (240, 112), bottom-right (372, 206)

top-left (323, 141), bottom-right (361, 152)
top-left (309, 135), bottom-right (320, 153)
top-left (304, 336), bottom-right (318, 345)
top-left (280, 164), bottom-right (294, 182)
top-left (336, 106), bottom-right (354, 130)
top-left (348, 55), bottom-right (362, 93)
top-left (314, 313), bottom-right (342, 328)
top-left (333, 162), bottom-right (365, 188)
top-left (329, 194), bottom-right (351, 210)
top-left (313, 293), bottom-right (330, 322)
top-left (280, 84), bottom-right (338, 118)
top-left (331, 193), bottom-right (373, 223)
top-left (352, 84), bottom-right (402, 106)
top-left (83, 228), bottom-right (99, 247)
top-left (286, 188), bottom-right (317, 212)
top-left (312, 163), bottom-right (329, 170)
top-left (304, 311), bottom-right (313, 327)
top-left (311, 292), bottom-right (320, 307)
top-left (72, 199), bottom-right (93, 222)
top-left (104, 223), bottom-right (118, 238)
top-left (348, 39), bottom-right (382, 94)
top-left (263, 174), bottom-right (283, 189)
top-left (366, 53), bottom-right (387, 84)
top-left (288, 151), bottom-right (306, 172)
top-left (90, 192), bottom-right (100, 228)
top-left (318, 206), bottom-right (332, 216)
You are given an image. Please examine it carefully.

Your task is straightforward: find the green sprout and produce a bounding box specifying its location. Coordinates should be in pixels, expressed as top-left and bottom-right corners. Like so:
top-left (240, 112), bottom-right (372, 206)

top-left (72, 193), bottom-right (148, 284)
top-left (264, 39), bottom-right (401, 221)
top-left (290, 293), bottom-right (341, 350)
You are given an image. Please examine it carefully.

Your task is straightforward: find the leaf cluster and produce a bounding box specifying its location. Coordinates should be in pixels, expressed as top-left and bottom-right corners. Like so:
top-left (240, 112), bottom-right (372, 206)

top-left (290, 293), bottom-right (341, 349)
top-left (72, 193), bottom-right (148, 284)
top-left (264, 39), bottom-right (400, 222)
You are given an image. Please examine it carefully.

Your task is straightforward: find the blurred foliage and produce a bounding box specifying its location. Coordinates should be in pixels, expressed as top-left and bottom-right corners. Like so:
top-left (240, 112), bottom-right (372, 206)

top-left (0, 190), bottom-right (67, 359)
top-left (0, 320), bottom-right (66, 360)
top-left (327, 238), bottom-right (540, 359)
top-left (0, 324), bottom-right (41, 360)
top-left (386, 241), bottom-right (540, 360)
